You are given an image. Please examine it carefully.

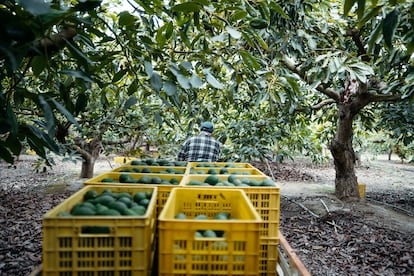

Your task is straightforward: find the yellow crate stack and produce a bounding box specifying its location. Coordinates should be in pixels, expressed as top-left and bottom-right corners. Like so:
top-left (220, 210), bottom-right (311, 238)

top-left (42, 185), bottom-right (157, 275)
top-left (182, 171), bottom-right (281, 275)
top-left (41, 158), bottom-right (280, 275)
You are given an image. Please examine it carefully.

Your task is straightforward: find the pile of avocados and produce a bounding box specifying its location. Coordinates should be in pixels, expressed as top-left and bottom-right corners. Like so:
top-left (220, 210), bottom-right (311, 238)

top-left (130, 158), bottom-right (186, 167)
top-left (100, 173), bottom-right (180, 185)
top-left (58, 189), bottom-right (153, 217)
top-left (187, 174), bottom-right (276, 187)
top-left (174, 212), bottom-right (235, 238)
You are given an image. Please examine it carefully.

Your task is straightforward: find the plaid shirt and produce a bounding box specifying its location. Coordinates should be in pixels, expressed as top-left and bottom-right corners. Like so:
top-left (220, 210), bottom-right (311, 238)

top-left (177, 131), bottom-right (221, 162)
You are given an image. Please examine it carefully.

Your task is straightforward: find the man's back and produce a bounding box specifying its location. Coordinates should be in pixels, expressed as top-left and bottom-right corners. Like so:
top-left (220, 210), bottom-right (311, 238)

top-left (177, 132), bottom-right (221, 162)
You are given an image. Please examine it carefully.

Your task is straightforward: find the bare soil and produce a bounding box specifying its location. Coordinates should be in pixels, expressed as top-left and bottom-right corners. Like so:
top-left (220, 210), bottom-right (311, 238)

top-left (253, 154), bottom-right (414, 275)
top-left (0, 154), bottom-right (413, 275)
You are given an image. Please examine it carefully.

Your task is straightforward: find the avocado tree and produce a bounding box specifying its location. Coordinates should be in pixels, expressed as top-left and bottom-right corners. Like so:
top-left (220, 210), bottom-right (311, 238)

top-left (0, 0), bottom-right (178, 177)
top-left (277, 0), bottom-right (414, 199)
top-left (1, 0), bottom-right (413, 197)
top-left (131, 0), bottom-right (413, 200)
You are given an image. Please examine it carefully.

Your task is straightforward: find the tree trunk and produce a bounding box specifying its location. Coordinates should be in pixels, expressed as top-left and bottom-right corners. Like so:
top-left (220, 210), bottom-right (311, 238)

top-left (76, 135), bottom-right (102, 178)
top-left (80, 154), bottom-right (96, 178)
top-left (330, 103), bottom-right (360, 200)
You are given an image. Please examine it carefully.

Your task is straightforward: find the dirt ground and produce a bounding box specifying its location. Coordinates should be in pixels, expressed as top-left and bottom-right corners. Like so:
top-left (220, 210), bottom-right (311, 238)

top-left (0, 153), bottom-right (413, 275)
top-left (268, 154), bottom-right (414, 234)
top-left (253, 154), bottom-right (414, 275)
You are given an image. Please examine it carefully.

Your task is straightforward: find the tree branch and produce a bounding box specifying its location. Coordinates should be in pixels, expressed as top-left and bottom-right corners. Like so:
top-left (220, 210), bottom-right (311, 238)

top-left (346, 28), bottom-right (370, 62)
top-left (312, 99), bottom-right (336, 110)
top-left (368, 93), bottom-right (402, 102)
top-left (29, 27), bottom-right (77, 56)
top-left (282, 56), bottom-right (340, 101)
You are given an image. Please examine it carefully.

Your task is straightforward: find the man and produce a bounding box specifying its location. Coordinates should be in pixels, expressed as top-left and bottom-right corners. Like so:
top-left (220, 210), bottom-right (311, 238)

top-left (177, 121), bottom-right (221, 162)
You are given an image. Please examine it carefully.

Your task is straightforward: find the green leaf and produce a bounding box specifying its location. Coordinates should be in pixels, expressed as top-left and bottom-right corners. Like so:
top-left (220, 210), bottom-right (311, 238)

top-left (176, 74), bottom-right (191, 89)
top-left (253, 31), bottom-right (269, 50)
top-left (240, 50), bottom-right (260, 71)
top-left (231, 10), bottom-right (248, 21)
top-left (27, 124), bottom-right (59, 154)
top-left (50, 99), bottom-right (81, 131)
top-left (124, 96), bottom-right (137, 110)
top-left (61, 69), bottom-right (94, 82)
top-left (31, 56), bottom-right (47, 76)
top-left (112, 69), bottom-right (127, 83)
top-left (154, 111), bottom-right (163, 125)
top-left (119, 11), bottom-right (135, 27)
top-left (172, 2), bottom-right (203, 13)
top-left (6, 103), bottom-right (18, 135)
top-left (156, 26), bottom-right (167, 47)
top-left (382, 9), bottom-right (398, 49)
top-left (180, 61), bottom-right (193, 72)
top-left (0, 144), bottom-right (14, 164)
top-left (5, 135), bottom-right (22, 156)
top-left (65, 40), bottom-right (94, 67)
top-left (357, 5), bottom-right (383, 28)
top-left (163, 81), bottom-right (177, 96)
top-left (74, 0), bottom-right (102, 11)
top-left (241, 30), bottom-right (256, 48)
top-left (205, 72), bottom-right (224, 89)
top-left (150, 72), bottom-right (163, 92)
top-left (357, 0), bottom-right (365, 19)
top-left (190, 74), bottom-right (203, 88)
top-left (269, 2), bottom-right (288, 19)
top-left (37, 9), bottom-right (69, 26)
top-left (367, 21), bottom-right (383, 54)
top-left (144, 61), bottom-right (153, 77)
top-left (344, 0), bottom-right (357, 16)
top-left (19, 0), bottom-right (51, 15)
top-left (38, 96), bottom-right (55, 137)
top-left (75, 93), bottom-right (88, 115)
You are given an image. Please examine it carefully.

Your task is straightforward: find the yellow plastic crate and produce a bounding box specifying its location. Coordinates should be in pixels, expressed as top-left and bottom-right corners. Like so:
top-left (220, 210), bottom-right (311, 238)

top-left (188, 167), bottom-right (266, 176)
top-left (188, 161), bottom-right (255, 169)
top-left (158, 188), bottom-right (262, 276)
top-left (84, 172), bottom-right (184, 186)
top-left (259, 237), bottom-right (279, 275)
top-left (182, 175), bottom-right (280, 275)
top-left (182, 175), bottom-right (280, 237)
top-left (358, 183), bottom-right (366, 198)
top-left (42, 185), bottom-right (157, 275)
top-left (84, 172), bottom-right (184, 218)
top-left (113, 156), bottom-right (136, 164)
top-left (112, 165), bottom-right (186, 175)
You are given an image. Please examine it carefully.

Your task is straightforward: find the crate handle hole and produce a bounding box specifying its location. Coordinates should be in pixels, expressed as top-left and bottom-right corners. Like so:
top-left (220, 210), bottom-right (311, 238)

top-left (80, 226), bottom-right (111, 234)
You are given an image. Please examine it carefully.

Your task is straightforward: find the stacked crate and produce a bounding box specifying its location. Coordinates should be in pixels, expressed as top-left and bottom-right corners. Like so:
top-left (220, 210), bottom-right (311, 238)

top-left (41, 157), bottom-right (280, 275)
top-left (183, 162), bottom-right (281, 275)
top-left (42, 185), bottom-right (158, 275)
top-left (158, 188), bottom-right (262, 275)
